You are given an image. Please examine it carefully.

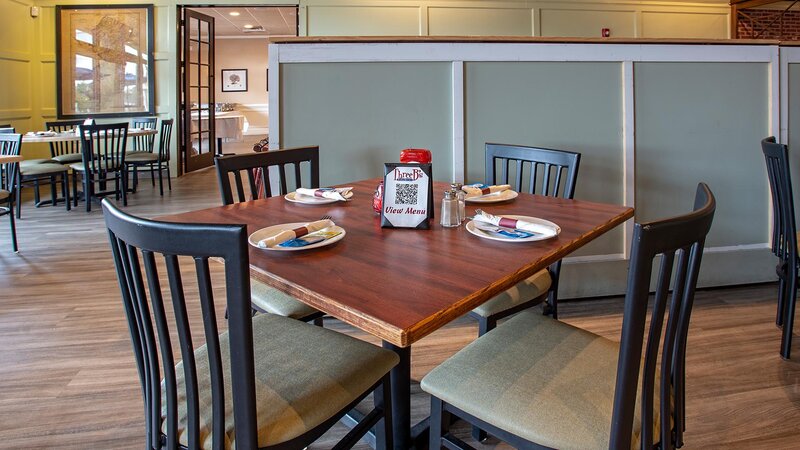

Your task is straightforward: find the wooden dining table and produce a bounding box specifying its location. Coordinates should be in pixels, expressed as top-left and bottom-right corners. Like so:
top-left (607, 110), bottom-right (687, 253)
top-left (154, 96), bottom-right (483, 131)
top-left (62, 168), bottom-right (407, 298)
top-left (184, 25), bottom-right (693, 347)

top-left (161, 178), bottom-right (634, 449)
top-left (0, 155), bottom-right (23, 164)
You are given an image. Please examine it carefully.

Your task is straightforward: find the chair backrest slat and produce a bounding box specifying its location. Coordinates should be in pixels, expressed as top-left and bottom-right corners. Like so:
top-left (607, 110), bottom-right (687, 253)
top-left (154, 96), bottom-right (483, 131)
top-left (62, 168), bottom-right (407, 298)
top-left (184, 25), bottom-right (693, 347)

top-left (215, 146), bottom-right (320, 205)
top-left (46, 119), bottom-right (86, 158)
top-left (485, 143), bottom-right (580, 199)
top-left (609, 183), bottom-right (715, 450)
top-left (104, 199), bottom-right (258, 449)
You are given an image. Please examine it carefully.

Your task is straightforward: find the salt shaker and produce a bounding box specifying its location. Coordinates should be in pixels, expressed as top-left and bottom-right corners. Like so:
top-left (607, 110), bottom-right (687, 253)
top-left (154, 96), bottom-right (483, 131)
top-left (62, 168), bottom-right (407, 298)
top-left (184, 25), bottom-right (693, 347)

top-left (440, 190), bottom-right (460, 227)
top-left (450, 182), bottom-right (466, 223)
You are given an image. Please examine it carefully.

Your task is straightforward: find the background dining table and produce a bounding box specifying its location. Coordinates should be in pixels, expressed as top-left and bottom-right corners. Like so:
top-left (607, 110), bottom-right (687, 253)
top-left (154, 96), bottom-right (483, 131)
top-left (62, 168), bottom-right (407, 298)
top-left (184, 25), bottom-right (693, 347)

top-left (161, 178), bottom-right (634, 449)
top-left (20, 128), bottom-right (157, 144)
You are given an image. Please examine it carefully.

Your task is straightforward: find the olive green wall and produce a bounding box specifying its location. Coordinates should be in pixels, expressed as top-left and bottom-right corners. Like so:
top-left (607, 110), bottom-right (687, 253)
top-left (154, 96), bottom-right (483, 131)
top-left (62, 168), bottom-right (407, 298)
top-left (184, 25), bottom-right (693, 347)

top-left (280, 62), bottom-right (453, 186)
top-left (464, 61), bottom-right (624, 256)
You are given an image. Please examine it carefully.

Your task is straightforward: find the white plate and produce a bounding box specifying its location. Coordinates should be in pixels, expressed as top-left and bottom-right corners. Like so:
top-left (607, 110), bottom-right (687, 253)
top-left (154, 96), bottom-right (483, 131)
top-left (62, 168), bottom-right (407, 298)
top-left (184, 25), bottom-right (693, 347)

top-left (466, 215), bottom-right (560, 243)
top-left (465, 190), bottom-right (518, 204)
top-left (285, 191), bottom-right (352, 205)
top-left (248, 222), bottom-right (346, 251)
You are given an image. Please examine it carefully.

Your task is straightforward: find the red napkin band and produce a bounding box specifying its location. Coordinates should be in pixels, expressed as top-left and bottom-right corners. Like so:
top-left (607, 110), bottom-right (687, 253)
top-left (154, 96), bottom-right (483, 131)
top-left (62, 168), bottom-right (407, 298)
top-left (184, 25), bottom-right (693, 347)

top-left (481, 187), bottom-right (492, 195)
top-left (291, 226), bottom-right (309, 237)
top-left (313, 190), bottom-right (325, 198)
top-left (498, 217), bottom-right (518, 229)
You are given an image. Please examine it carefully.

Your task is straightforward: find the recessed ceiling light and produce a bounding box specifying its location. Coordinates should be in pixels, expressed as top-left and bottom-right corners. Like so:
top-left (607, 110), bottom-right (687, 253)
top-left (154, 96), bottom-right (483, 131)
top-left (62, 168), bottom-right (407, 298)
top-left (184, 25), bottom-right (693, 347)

top-left (243, 24), bottom-right (254, 29)
top-left (229, 11), bottom-right (240, 16)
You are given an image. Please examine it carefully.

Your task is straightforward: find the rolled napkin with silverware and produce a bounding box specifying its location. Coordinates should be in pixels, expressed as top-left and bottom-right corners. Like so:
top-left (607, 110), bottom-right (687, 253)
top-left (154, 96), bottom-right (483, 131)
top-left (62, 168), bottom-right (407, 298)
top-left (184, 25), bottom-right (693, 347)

top-left (295, 187), bottom-right (353, 201)
top-left (473, 210), bottom-right (557, 237)
top-left (462, 184), bottom-right (511, 199)
top-left (257, 219), bottom-right (335, 248)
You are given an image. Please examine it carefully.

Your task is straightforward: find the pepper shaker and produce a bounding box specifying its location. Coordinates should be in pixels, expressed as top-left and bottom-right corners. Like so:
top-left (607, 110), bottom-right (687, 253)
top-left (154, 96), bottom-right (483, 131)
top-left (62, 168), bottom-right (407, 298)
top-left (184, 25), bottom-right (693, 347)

top-left (440, 190), bottom-right (460, 227)
top-left (450, 182), bottom-right (466, 223)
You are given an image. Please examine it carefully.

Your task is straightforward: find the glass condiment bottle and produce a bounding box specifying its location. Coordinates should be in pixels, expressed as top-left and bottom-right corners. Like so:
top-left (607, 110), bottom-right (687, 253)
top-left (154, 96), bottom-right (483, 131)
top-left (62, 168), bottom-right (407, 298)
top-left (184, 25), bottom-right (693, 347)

top-left (440, 190), bottom-right (460, 228)
top-left (450, 182), bottom-right (465, 223)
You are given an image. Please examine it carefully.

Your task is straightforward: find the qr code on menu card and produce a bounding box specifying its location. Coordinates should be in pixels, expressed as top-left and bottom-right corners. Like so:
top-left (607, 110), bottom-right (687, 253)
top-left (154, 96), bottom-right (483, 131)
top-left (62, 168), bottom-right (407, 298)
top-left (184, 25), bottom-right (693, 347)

top-left (395, 183), bottom-right (419, 205)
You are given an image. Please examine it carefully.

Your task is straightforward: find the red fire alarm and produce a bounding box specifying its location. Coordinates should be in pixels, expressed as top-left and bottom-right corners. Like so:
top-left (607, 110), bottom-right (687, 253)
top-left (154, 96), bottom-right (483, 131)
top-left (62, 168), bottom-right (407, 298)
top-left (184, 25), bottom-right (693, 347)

top-left (602, 28), bottom-right (611, 37)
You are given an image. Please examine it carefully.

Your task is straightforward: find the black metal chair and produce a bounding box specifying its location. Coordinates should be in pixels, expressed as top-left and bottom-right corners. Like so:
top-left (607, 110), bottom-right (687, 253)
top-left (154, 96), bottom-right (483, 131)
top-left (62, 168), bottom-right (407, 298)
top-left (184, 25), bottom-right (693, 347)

top-left (215, 146), bottom-right (320, 203)
top-left (762, 136), bottom-right (798, 359)
top-left (215, 147), bottom-right (324, 323)
top-left (102, 199), bottom-right (397, 450)
top-left (73, 123), bottom-right (128, 212)
top-left (0, 134), bottom-right (21, 252)
top-left (469, 143), bottom-right (581, 332)
top-left (423, 183), bottom-right (716, 450)
top-left (126, 118), bottom-right (173, 195)
top-left (46, 119), bottom-right (86, 165)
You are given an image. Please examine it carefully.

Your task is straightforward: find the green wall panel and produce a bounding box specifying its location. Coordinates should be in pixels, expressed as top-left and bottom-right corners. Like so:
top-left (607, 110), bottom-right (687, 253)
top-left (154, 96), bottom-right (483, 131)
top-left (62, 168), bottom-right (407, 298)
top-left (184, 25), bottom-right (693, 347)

top-left (465, 62), bottom-right (624, 256)
top-left (280, 62), bottom-right (453, 186)
top-left (789, 64), bottom-right (800, 208)
top-left (634, 62), bottom-right (769, 247)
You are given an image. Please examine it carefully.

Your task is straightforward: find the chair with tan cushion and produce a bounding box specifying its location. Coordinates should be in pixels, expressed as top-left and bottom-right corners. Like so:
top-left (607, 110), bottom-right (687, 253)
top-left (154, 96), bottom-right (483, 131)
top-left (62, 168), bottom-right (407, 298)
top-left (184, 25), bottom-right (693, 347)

top-left (424, 183), bottom-right (716, 450)
top-left (469, 143), bottom-right (581, 337)
top-left (215, 147), bottom-right (324, 323)
top-left (103, 199), bottom-right (397, 449)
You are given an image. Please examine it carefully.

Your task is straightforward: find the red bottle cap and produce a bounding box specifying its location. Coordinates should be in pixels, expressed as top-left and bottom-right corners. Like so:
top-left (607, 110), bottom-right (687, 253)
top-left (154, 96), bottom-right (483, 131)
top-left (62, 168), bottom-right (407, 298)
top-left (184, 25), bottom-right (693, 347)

top-left (400, 148), bottom-right (431, 164)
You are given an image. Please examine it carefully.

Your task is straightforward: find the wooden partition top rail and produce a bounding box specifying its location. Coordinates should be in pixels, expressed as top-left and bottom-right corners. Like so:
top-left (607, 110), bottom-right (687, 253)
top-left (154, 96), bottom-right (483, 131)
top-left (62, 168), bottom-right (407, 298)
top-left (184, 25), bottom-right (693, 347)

top-left (269, 36), bottom-right (783, 46)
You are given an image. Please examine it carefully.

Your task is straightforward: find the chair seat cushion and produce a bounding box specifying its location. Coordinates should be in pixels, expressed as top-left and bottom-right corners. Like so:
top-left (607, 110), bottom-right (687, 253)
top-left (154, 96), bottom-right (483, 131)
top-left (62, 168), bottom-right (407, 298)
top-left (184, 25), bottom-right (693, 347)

top-left (471, 269), bottom-right (552, 318)
top-left (20, 163), bottom-right (68, 176)
top-left (126, 151), bottom-right (159, 163)
top-left (0, 190), bottom-right (9, 201)
top-left (20, 158), bottom-right (57, 168)
top-left (51, 153), bottom-right (83, 164)
top-left (421, 310), bottom-right (657, 450)
top-left (162, 313), bottom-right (399, 449)
top-left (250, 279), bottom-right (320, 320)
top-left (70, 162), bottom-right (123, 172)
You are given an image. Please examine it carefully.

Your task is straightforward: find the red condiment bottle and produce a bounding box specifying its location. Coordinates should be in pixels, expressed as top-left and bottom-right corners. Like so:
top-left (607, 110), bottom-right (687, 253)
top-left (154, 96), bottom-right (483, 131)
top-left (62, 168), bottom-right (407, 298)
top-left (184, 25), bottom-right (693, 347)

top-left (399, 148), bottom-right (432, 164)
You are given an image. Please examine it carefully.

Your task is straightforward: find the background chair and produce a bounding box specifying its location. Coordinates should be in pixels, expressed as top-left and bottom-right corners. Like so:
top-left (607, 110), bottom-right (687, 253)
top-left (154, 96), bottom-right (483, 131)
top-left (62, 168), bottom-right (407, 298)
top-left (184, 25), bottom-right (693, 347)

top-left (215, 146), bottom-right (320, 203)
top-left (102, 199), bottom-right (396, 449)
top-left (46, 119), bottom-right (86, 165)
top-left (469, 143), bottom-right (581, 335)
top-left (1, 125), bottom-right (71, 218)
top-left (424, 183), bottom-right (716, 450)
top-left (73, 123), bottom-right (128, 212)
top-left (0, 133), bottom-right (21, 252)
top-left (126, 118), bottom-right (173, 195)
top-left (215, 147), bottom-right (324, 322)
top-left (762, 136), bottom-right (798, 359)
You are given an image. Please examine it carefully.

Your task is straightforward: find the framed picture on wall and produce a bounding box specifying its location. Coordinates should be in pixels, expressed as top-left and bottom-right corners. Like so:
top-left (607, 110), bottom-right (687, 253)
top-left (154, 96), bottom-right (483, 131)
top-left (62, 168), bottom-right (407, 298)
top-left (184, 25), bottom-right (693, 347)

top-left (56, 4), bottom-right (155, 119)
top-left (221, 69), bottom-right (247, 92)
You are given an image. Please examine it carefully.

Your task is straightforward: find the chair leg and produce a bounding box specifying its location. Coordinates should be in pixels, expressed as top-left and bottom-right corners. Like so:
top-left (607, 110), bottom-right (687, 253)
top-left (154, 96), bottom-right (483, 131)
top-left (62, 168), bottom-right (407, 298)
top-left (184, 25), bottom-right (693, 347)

top-left (72, 172), bottom-right (79, 207)
top-left (121, 171), bottom-right (128, 207)
top-left (429, 396), bottom-right (451, 449)
top-left (15, 176), bottom-right (21, 219)
top-left (62, 173), bottom-right (70, 212)
top-left (49, 176), bottom-right (57, 206)
top-left (150, 164), bottom-right (155, 186)
top-left (777, 264), bottom-right (787, 327)
top-left (9, 201), bottom-right (18, 252)
top-left (157, 164), bottom-right (164, 196)
top-left (33, 179), bottom-right (40, 206)
top-left (166, 164), bottom-right (172, 191)
top-left (374, 374), bottom-right (393, 450)
top-left (84, 177), bottom-right (92, 212)
top-left (781, 263), bottom-right (798, 359)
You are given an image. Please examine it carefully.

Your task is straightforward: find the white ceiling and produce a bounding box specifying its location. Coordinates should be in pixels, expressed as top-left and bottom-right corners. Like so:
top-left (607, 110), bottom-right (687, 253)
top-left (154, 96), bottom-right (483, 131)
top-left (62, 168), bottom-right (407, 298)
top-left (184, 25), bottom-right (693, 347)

top-left (189, 6), bottom-right (297, 38)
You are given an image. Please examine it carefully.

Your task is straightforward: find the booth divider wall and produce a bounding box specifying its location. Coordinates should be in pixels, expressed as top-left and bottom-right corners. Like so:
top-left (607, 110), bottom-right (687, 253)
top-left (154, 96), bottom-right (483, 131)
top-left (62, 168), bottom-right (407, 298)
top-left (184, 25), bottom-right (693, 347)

top-left (270, 39), bottom-right (789, 297)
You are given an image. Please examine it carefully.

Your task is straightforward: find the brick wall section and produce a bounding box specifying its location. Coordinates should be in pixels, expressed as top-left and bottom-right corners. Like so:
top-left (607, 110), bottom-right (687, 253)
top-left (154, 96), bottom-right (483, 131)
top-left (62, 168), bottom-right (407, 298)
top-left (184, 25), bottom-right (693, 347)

top-left (738, 9), bottom-right (800, 40)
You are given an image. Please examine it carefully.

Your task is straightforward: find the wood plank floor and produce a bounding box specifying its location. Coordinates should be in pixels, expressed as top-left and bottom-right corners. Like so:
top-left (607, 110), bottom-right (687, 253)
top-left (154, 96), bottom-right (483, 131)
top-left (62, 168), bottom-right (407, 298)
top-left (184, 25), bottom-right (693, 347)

top-left (1, 169), bottom-right (799, 449)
